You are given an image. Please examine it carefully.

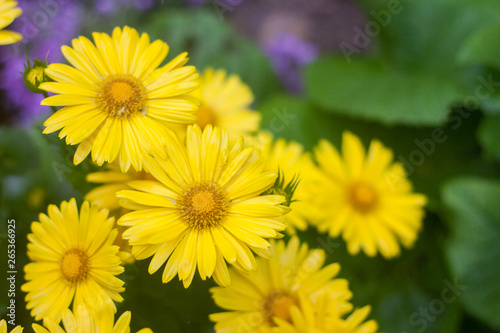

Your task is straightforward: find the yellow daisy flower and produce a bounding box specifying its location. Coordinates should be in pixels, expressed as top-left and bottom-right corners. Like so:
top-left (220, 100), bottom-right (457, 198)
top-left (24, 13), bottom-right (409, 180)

top-left (21, 199), bottom-right (125, 322)
top-left (273, 291), bottom-right (377, 333)
top-left (117, 124), bottom-right (289, 288)
top-left (191, 68), bottom-right (261, 140)
top-left (0, 320), bottom-right (23, 333)
top-left (0, 0), bottom-right (22, 45)
top-left (32, 304), bottom-right (152, 333)
top-left (249, 131), bottom-right (321, 234)
top-left (40, 26), bottom-right (200, 172)
top-left (209, 237), bottom-right (354, 332)
top-left (310, 131), bottom-right (427, 258)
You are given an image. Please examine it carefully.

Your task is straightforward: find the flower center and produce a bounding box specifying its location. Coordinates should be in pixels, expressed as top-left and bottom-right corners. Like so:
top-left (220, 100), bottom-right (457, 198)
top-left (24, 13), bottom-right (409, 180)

top-left (348, 182), bottom-right (378, 213)
top-left (196, 105), bottom-right (217, 129)
top-left (60, 249), bottom-right (89, 283)
top-left (179, 182), bottom-right (229, 229)
top-left (263, 291), bottom-right (298, 325)
top-left (97, 74), bottom-right (147, 117)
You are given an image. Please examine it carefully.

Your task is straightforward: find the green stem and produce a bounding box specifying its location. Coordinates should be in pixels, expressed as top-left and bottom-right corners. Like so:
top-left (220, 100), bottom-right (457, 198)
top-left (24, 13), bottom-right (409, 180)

top-left (42, 91), bottom-right (58, 113)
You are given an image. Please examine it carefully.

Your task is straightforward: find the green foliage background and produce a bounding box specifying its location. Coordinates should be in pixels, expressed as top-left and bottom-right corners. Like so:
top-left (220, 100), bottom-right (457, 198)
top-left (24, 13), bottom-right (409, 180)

top-left (2, 0), bottom-right (500, 332)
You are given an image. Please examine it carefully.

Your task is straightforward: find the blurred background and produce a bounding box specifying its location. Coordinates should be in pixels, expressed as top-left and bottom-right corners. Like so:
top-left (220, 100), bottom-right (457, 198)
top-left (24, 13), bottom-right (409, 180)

top-left (1, 0), bottom-right (500, 332)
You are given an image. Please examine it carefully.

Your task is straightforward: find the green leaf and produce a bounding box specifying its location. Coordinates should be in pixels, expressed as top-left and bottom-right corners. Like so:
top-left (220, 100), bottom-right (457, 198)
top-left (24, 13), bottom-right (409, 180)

top-left (458, 21), bottom-right (500, 71)
top-left (374, 0), bottom-right (500, 73)
top-left (305, 58), bottom-right (462, 126)
top-left (482, 96), bottom-right (500, 115)
top-left (442, 177), bottom-right (500, 329)
top-left (478, 115), bottom-right (500, 160)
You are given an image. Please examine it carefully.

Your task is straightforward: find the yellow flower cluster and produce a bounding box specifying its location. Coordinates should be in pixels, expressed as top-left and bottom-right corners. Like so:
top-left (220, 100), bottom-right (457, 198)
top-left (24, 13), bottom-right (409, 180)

top-left (210, 237), bottom-right (378, 332)
top-left (17, 24), bottom-right (428, 332)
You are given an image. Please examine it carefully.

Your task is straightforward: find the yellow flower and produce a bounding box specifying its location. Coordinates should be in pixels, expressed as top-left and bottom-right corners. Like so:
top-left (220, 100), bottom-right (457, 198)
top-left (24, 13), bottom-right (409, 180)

top-left (0, 320), bottom-right (23, 333)
top-left (32, 304), bottom-right (152, 333)
top-left (249, 131), bottom-right (321, 234)
top-left (191, 68), bottom-right (261, 141)
top-left (85, 162), bottom-right (156, 212)
top-left (21, 199), bottom-right (125, 322)
top-left (117, 125), bottom-right (289, 288)
top-left (273, 291), bottom-right (378, 333)
top-left (209, 237), bottom-right (355, 332)
top-left (0, 0), bottom-right (22, 45)
top-left (310, 131), bottom-right (427, 258)
top-left (40, 26), bottom-right (200, 172)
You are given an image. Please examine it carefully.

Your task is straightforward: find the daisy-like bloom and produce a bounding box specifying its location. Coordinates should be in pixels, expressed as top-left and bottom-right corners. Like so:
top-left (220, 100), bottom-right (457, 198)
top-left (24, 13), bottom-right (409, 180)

top-left (32, 304), bottom-right (152, 333)
top-left (310, 131), bottom-right (427, 258)
top-left (117, 124), bottom-right (289, 288)
top-left (190, 68), bottom-right (261, 141)
top-left (40, 26), bottom-right (200, 172)
top-left (209, 237), bottom-right (355, 332)
top-left (249, 131), bottom-right (322, 234)
top-left (0, 0), bottom-right (22, 45)
top-left (0, 320), bottom-right (23, 333)
top-left (273, 291), bottom-right (377, 333)
top-left (21, 199), bottom-right (125, 323)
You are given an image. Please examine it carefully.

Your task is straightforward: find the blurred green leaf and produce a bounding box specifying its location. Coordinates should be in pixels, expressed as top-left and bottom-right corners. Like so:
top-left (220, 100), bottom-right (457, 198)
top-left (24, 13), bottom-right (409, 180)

top-left (458, 22), bottom-right (500, 72)
top-left (313, 0), bottom-right (500, 126)
top-left (481, 96), bottom-right (500, 115)
top-left (478, 115), bottom-right (500, 160)
top-left (305, 58), bottom-right (462, 126)
top-left (443, 177), bottom-right (500, 330)
top-left (373, 0), bottom-right (500, 73)
top-left (0, 126), bottom-right (40, 175)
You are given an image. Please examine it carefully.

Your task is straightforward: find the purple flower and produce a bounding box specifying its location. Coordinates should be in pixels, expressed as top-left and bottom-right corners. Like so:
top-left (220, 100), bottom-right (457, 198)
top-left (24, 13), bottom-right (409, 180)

top-left (0, 0), bottom-right (84, 125)
top-left (263, 32), bottom-right (318, 94)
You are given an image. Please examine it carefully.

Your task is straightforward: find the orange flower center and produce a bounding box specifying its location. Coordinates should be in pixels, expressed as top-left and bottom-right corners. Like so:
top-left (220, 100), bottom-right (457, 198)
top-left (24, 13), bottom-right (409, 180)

top-left (61, 249), bottom-right (89, 283)
top-left (195, 105), bottom-right (217, 129)
top-left (263, 291), bottom-right (298, 325)
top-left (97, 74), bottom-right (147, 117)
top-left (348, 182), bottom-right (379, 213)
top-left (179, 182), bottom-right (229, 229)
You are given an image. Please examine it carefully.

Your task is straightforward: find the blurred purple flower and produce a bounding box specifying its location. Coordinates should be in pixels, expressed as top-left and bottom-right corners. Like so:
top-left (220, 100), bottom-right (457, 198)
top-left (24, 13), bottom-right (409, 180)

top-left (95, 0), bottom-right (155, 14)
top-left (263, 32), bottom-right (318, 94)
top-left (0, 0), bottom-right (84, 125)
